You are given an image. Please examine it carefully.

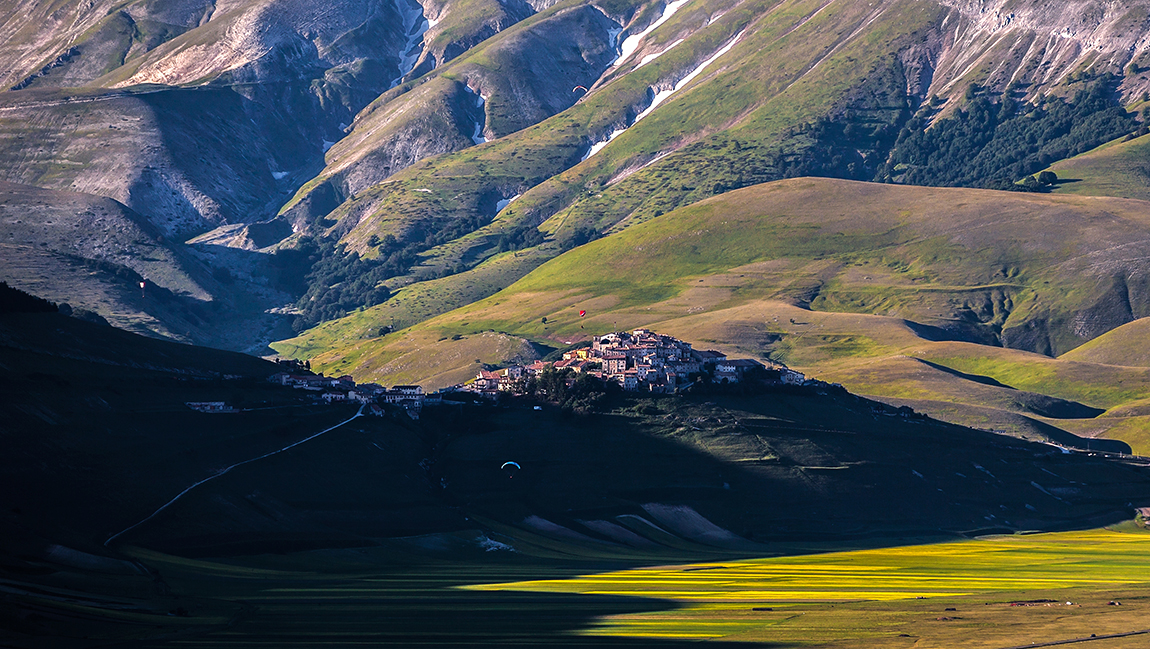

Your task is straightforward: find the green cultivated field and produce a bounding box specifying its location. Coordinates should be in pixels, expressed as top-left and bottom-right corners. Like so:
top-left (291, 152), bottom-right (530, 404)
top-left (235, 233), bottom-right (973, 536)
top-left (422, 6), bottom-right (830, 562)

top-left (469, 527), bottom-right (1150, 647)
top-left (9, 527), bottom-right (1150, 647)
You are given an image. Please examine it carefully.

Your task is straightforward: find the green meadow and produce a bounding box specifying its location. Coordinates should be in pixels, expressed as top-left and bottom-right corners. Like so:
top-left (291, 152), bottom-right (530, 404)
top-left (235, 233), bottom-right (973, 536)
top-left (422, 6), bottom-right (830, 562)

top-left (466, 527), bottom-right (1150, 647)
top-left (1046, 132), bottom-right (1150, 202)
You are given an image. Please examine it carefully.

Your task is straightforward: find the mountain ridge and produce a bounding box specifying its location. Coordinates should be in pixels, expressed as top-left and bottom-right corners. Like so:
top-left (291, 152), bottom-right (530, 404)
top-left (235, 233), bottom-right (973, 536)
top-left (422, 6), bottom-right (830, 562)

top-left (4, 0), bottom-right (1150, 360)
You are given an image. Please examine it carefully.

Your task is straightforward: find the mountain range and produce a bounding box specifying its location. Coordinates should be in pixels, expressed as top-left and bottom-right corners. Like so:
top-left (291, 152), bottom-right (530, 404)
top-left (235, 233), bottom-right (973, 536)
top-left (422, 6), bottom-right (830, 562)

top-left (9, 3), bottom-right (1150, 645)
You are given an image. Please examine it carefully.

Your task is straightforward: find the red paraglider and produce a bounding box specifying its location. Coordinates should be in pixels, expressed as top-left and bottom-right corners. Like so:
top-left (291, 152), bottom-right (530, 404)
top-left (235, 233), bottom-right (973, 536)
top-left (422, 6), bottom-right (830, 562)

top-left (579, 310), bottom-right (586, 317)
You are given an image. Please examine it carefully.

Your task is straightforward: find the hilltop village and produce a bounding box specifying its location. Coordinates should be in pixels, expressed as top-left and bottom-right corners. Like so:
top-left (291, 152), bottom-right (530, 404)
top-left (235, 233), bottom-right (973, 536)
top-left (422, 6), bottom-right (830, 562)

top-left (464, 329), bottom-right (805, 397)
top-left (205, 329), bottom-right (809, 418)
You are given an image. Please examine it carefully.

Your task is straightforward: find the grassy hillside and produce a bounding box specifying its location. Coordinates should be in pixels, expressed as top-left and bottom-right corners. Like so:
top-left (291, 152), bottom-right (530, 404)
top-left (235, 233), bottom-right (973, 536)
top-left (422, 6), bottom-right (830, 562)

top-left (279, 0), bottom-right (937, 325)
top-left (271, 0), bottom-right (1149, 345)
top-left (287, 178), bottom-right (1150, 362)
top-left (277, 178), bottom-right (1150, 453)
top-left (1061, 317), bottom-right (1150, 366)
top-left (0, 311), bottom-right (361, 554)
top-left (7, 269), bottom-right (1150, 649)
top-left (10, 303), bottom-right (1150, 557)
top-left (1046, 132), bottom-right (1150, 201)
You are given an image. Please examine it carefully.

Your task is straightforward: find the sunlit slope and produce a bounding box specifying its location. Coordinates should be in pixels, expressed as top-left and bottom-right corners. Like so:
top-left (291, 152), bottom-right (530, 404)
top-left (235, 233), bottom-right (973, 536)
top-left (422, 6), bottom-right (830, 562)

top-left (270, 0), bottom-right (940, 332)
top-left (1046, 132), bottom-right (1150, 201)
top-left (275, 0), bottom-right (638, 231)
top-left (469, 528), bottom-right (1150, 647)
top-left (280, 0), bottom-right (1150, 344)
top-left (278, 179), bottom-right (1150, 451)
top-left (1060, 317), bottom-right (1150, 367)
top-left (307, 178), bottom-right (1150, 354)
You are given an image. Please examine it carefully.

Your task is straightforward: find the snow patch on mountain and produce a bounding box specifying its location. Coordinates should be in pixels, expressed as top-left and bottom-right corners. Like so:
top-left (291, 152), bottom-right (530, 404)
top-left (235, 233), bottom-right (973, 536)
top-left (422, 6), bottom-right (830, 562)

top-left (495, 194), bottom-right (520, 212)
top-left (634, 30), bottom-right (743, 122)
top-left (584, 30), bottom-right (744, 161)
top-left (615, 0), bottom-right (691, 66)
top-left (393, 0), bottom-right (433, 86)
top-left (582, 127), bottom-right (627, 161)
top-left (467, 85), bottom-right (488, 144)
top-left (608, 26), bottom-right (623, 50)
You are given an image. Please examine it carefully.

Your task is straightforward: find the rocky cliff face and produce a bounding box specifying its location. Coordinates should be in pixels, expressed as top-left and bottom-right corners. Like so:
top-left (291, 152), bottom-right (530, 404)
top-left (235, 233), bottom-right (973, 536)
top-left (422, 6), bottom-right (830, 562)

top-left (276, 0), bottom-right (625, 234)
top-left (0, 86), bottom-right (315, 238)
top-left (930, 0), bottom-right (1150, 100)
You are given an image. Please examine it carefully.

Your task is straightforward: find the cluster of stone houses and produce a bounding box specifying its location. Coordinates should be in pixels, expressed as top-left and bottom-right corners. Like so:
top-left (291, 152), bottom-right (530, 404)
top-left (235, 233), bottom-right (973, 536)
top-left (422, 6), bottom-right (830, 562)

top-left (261, 330), bottom-right (810, 410)
top-left (461, 329), bottom-right (806, 397)
top-left (267, 370), bottom-right (427, 417)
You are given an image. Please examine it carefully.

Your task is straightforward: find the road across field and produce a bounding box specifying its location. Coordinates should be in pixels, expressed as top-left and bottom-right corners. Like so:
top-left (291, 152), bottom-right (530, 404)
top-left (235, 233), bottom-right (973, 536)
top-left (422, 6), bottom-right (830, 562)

top-left (104, 404), bottom-right (364, 546)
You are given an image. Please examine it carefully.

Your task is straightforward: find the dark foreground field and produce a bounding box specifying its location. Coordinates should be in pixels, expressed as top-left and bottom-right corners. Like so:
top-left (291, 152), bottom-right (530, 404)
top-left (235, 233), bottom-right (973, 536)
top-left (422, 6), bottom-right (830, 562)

top-left (6, 526), bottom-right (1150, 648)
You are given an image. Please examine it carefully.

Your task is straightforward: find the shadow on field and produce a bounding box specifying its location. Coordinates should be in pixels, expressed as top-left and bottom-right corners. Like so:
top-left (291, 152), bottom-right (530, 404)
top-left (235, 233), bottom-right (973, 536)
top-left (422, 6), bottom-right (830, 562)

top-left (202, 588), bottom-right (787, 648)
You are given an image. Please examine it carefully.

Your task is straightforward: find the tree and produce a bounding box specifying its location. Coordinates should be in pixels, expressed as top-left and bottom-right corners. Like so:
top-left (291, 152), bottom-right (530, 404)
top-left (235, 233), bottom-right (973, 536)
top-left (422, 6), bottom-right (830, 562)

top-left (1037, 170), bottom-right (1058, 185)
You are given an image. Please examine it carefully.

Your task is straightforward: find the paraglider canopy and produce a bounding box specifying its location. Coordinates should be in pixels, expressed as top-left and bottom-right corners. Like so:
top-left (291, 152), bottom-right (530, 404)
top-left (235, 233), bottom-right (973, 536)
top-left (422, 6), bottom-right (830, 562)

top-left (501, 461), bottom-right (521, 470)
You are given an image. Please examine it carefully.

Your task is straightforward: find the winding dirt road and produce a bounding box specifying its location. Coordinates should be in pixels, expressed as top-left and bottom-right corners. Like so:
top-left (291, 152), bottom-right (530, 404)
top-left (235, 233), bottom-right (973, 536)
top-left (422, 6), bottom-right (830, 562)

top-left (104, 404), bottom-right (365, 547)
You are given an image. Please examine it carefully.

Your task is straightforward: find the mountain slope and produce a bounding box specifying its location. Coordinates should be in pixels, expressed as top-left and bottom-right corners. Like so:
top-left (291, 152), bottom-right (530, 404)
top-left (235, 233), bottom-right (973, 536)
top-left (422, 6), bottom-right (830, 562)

top-left (6, 0), bottom-right (1150, 354)
top-left (1060, 317), bottom-right (1150, 367)
top-left (272, 0), bottom-right (1150, 348)
top-left (277, 178), bottom-right (1150, 453)
top-left (1046, 131), bottom-right (1150, 201)
top-left (274, 0), bottom-right (630, 234)
top-left (288, 178), bottom-right (1150, 363)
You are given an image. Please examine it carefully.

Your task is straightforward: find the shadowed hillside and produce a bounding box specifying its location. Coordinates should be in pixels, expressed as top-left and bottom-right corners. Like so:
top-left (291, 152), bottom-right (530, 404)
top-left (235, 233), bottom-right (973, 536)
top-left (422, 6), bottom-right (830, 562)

top-left (5, 302), bottom-right (1149, 561)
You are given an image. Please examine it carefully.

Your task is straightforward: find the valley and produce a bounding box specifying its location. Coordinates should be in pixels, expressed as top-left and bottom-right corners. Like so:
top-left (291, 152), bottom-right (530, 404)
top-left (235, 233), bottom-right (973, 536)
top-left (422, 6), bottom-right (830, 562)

top-left (5, 299), bottom-right (1150, 647)
top-left (6, 0), bottom-right (1150, 646)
